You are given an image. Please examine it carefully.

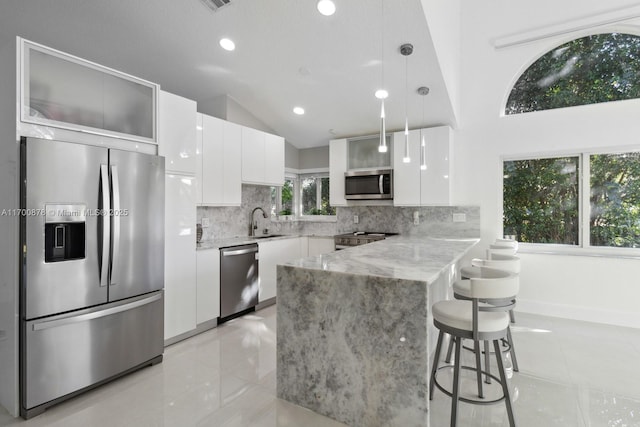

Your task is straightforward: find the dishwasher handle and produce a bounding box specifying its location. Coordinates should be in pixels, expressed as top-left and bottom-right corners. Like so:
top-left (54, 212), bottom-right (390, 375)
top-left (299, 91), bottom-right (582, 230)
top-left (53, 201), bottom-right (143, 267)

top-left (221, 247), bottom-right (258, 257)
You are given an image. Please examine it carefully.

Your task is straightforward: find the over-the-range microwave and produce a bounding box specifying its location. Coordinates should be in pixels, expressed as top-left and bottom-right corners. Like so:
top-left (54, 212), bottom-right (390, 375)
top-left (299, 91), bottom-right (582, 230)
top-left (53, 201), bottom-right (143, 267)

top-left (344, 169), bottom-right (393, 200)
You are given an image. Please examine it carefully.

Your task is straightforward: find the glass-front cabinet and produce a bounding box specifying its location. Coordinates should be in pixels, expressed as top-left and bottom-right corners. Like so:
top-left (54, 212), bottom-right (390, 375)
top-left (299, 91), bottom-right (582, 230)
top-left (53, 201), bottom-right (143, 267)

top-left (347, 134), bottom-right (392, 170)
top-left (20, 38), bottom-right (158, 144)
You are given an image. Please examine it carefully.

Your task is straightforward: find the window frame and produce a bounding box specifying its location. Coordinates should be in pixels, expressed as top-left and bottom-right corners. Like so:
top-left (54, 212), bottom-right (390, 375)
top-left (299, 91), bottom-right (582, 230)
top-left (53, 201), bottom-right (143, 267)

top-left (501, 147), bottom-right (640, 258)
top-left (272, 173), bottom-right (297, 218)
top-left (271, 170), bottom-right (336, 221)
top-left (502, 32), bottom-right (640, 117)
top-left (298, 172), bottom-right (335, 219)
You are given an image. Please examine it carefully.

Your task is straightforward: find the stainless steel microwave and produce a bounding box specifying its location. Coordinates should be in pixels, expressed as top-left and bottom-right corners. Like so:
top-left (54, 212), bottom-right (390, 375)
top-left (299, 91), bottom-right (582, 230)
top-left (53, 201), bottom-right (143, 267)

top-left (344, 169), bottom-right (393, 200)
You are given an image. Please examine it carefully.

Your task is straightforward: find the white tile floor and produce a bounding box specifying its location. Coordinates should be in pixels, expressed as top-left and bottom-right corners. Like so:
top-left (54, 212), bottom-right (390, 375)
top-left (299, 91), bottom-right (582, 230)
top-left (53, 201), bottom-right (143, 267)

top-left (0, 307), bottom-right (638, 426)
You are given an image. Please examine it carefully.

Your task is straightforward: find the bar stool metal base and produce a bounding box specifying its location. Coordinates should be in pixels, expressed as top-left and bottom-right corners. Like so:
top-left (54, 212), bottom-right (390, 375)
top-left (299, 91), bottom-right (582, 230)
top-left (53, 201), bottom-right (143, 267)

top-left (430, 328), bottom-right (517, 427)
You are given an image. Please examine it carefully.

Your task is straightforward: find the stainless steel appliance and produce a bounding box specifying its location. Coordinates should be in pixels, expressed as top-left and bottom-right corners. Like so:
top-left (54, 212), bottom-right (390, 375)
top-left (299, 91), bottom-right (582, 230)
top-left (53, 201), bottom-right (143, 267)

top-left (220, 243), bottom-right (259, 322)
top-left (19, 137), bottom-right (165, 419)
top-left (344, 169), bottom-right (393, 200)
top-left (334, 232), bottom-right (395, 250)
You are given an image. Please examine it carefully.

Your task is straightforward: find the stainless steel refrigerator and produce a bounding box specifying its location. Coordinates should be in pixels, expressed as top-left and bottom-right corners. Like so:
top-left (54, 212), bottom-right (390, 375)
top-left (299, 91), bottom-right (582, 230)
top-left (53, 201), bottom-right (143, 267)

top-left (19, 137), bottom-right (165, 418)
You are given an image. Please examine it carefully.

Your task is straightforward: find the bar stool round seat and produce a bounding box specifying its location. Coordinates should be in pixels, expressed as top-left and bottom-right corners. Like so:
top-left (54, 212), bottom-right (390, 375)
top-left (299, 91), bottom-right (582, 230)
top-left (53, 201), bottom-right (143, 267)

top-left (433, 300), bottom-right (509, 333)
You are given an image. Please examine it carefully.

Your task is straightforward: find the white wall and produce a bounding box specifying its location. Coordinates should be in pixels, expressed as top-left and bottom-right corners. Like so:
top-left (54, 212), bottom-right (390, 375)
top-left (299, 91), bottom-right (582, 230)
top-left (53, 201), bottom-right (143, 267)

top-left (456, 1), bottom-right (640, 328)
top-left (299, 146), bottom-right (329, 170)
top-left (420, 0), bottom-right (461, 123)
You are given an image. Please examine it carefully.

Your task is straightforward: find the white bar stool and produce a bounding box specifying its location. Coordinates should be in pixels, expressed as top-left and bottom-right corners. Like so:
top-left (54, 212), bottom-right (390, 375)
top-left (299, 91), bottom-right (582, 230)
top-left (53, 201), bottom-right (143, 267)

top-left (430, 267), bottom-right (518, 427)
top-left (448, 254), bottom-right (521, 381)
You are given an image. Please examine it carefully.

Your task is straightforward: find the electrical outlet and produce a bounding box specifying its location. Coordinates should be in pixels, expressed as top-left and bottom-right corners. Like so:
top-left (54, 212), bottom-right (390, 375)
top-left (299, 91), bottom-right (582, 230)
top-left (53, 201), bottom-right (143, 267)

top-left (202, 217), bottom-right (211, 227)
top-left (353, 215), bottom-right (359, 224)
top-left (452, 213), bottom-right (466, 223)
top-left (413, 211), bottom-right (420, 225)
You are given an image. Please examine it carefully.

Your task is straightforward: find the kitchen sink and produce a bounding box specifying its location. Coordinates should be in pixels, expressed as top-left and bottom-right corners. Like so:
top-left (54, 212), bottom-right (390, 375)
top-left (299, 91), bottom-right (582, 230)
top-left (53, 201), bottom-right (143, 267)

top-left (250, 234), bottom-right (286, 239)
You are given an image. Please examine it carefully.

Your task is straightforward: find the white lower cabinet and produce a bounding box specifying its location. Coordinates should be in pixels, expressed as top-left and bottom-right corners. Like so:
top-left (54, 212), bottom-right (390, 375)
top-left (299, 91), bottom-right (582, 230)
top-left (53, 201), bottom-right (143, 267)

top-left (258, 237), bottom-right (303, 302)
top-left (196, 249), bottom-right (220, 325)
top-left (308, 236), bottom-right (335, 256)
top-left (164, 173), bottom-right (197, 341)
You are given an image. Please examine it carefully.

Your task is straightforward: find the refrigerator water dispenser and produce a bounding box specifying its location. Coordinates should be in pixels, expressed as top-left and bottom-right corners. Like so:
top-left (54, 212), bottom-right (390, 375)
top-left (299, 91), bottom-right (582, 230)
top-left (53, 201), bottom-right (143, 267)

top-left (44, 204), bottom-right (86, 262)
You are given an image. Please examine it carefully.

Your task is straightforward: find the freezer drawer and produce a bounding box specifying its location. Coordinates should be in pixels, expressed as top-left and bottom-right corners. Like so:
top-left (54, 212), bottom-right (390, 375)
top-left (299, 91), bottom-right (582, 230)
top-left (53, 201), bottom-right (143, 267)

top-left (21, 291), bottom-right (164, 416)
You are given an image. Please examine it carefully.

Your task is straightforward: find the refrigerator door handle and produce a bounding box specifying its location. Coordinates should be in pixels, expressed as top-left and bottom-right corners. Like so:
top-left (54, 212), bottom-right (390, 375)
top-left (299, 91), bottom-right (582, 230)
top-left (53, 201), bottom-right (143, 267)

top-left (110, 164), bottom-right (121, 286)
top-left (100, 164), bottom-right (110, 288)
top-left (31, 293), bottom-right (162, 331)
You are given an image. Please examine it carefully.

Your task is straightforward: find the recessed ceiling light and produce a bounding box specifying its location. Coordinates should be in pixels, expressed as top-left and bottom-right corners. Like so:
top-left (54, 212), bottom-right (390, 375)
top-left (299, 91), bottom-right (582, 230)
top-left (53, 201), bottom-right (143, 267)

top-left (219, 38), bottom-right (235, 51)
top-left (293, 107), bottom-right (305, 115)
top-left (317, 0), bottom-right (336, 16)
top-left (375, 89), bottom-right (388, 99)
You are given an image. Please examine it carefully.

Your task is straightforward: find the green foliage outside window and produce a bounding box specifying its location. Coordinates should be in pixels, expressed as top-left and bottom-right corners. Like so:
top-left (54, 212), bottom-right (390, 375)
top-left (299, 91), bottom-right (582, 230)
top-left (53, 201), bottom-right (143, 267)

top-left (590, 153), bottom-right (640, 247)
top-left (503, 157), bottom-right (579, 244)
top-left (504, 154), bottom-right (640, 248)
top-left (280, 179), bottom-right (293, 215)
top-left (506, 33), bottom-right (640, 115)
top-left (301, 177), bottom-right (335, 216)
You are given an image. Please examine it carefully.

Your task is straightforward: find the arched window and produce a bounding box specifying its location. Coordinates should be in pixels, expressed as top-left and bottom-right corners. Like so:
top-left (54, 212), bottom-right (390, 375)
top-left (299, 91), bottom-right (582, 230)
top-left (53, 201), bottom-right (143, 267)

top-left (505, 32), bottom-right (640, 115)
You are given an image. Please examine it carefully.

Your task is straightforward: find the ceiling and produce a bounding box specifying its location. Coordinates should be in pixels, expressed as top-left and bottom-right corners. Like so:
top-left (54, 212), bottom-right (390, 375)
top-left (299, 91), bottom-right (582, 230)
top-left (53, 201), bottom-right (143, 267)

top-left (0, 0), bottom-right (456, 149)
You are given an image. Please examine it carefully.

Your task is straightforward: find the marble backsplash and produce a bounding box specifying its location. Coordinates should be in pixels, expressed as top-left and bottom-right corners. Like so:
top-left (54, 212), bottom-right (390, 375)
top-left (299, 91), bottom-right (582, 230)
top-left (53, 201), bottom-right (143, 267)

top-left (197, 185), bottom-right (479, 240)
top-left (336, 205), bottom-right (480, 238)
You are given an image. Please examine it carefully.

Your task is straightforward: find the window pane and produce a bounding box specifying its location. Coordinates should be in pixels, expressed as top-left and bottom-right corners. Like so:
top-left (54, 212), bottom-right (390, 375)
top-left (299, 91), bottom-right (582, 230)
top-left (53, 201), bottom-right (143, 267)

top-left (590, 152), bottom-right (640, 248)
top-left (301, 177), bottom-right (318, 215)
top-left (503, 157), bottom-right (579, 244)
top-left (320, 177), bottom-right (336, 215)
top-left (280, 178), bottom-right (294, 215)
top-left (270, 186), bottom-right (278, 216)
top-left (506, 33), bottom-right (640, 115)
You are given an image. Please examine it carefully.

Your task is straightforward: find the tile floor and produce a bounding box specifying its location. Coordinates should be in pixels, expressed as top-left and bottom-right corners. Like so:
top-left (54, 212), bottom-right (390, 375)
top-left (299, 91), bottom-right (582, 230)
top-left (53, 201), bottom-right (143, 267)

top-left (0, 306), bottom-right (638, 426)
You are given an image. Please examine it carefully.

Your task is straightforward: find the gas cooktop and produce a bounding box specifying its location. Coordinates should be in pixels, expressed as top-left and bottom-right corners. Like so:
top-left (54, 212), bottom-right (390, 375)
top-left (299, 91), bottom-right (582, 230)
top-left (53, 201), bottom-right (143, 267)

top-left (333, 232), bottom-right (397, 249)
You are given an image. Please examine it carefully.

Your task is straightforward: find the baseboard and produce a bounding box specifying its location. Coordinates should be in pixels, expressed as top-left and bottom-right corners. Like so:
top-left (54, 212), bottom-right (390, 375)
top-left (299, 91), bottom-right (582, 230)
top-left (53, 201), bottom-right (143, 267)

top-left (516, 298), bottom-right (640, 329)
top-left (164, 318), bottom-right (219, 347)
top-left (256, 297), bottom-right (276, 311)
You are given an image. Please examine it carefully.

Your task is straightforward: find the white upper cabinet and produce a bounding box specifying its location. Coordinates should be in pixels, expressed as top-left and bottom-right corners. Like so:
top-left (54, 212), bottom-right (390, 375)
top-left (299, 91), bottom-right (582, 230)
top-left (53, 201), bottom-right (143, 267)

top-left (393, 126), bottom-right (452, 206)
top-left (197, 114), bottom-right (241, 206)
top-left (158, 90), bottom-right (197, 174)
top-left (241, 127), bottom-right (285, 186)
top-left (393, 129), bottom-right (421, 206)
top-left (19, 38), bottom-right (158, 145)
top-left (329, 138), bottom-right (347, 206)
top-left (347, 135), bottom-right (392, 170)
top-left (241, 126), bottom-right (265, 184)
top-left (264, 132), bottom-right (285, 185)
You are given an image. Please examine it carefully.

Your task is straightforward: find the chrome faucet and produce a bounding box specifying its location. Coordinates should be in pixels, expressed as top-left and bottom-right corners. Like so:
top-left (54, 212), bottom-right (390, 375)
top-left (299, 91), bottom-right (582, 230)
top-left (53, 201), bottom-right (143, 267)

top-left (249, 207), bottom-right (268, 236)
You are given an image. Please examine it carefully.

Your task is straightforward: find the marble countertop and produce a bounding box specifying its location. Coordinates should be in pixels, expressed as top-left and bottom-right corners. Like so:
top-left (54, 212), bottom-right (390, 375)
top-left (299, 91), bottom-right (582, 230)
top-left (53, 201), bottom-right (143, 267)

top-left (197, 233), bottom-right (335, 250)
top-left (284, 236), bottom-right (479, 284)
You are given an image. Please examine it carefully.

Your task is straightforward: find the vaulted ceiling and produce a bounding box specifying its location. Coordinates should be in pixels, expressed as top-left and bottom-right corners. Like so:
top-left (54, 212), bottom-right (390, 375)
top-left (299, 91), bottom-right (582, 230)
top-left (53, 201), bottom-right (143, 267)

top-left (0, 0), bottom-right (457, 148)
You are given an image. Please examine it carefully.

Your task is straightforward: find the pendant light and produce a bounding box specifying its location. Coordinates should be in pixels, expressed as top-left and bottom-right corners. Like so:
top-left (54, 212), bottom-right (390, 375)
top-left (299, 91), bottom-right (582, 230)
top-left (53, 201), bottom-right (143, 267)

top-left (377, 0), bottom-right (387, 153)
top-left (400, 43), bottom-right (413, 163)
top-left (417, 86), bottom-right (430, 170)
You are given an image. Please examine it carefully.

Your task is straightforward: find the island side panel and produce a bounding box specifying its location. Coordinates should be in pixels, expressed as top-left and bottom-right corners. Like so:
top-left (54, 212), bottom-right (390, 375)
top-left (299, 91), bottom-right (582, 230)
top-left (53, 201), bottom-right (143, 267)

top-left (276, 265), bottom-right (429, 427)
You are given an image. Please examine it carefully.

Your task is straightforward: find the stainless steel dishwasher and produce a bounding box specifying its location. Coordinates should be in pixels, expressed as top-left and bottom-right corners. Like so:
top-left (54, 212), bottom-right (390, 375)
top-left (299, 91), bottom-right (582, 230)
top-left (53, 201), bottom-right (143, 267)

top-left (220, 243), bottom-right (259, 322)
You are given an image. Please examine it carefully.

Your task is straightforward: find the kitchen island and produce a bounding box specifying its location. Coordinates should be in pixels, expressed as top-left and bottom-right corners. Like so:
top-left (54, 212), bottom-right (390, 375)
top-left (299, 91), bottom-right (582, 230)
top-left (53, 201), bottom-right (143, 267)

top-left (276, 236), bottom-right (478, 427)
